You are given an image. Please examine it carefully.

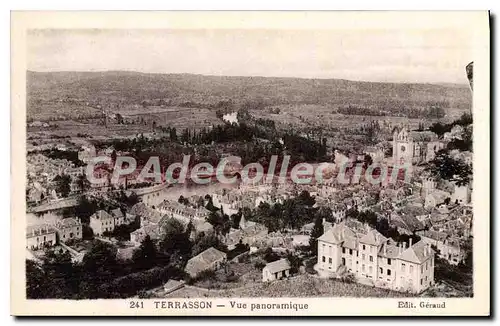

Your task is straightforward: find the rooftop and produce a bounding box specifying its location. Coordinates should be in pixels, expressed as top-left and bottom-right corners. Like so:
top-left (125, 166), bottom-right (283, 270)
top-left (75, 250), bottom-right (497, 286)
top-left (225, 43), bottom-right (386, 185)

top-left (264, 258), bottom-right (291, 274)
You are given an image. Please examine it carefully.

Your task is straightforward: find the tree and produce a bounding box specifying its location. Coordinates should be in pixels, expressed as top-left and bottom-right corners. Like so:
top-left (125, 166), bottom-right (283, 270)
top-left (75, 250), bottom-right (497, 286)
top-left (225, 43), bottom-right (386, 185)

top-left (230, 210), bottom-right (243, 229)
top-left (206, 211), bottom-right (231, 236)
top-left (309, 216), bottom-right (324, 254)
top-left (296, 190), bottom-right (316, 207)
top-left (42, 248), bottom-right (78, 298)
top-left (26, 260), bottom-right (47, 299)
top-left (205, 195), bottom-right (218, 212)
top-left (426, 149), bottom-right (472, 186)
top-left (286, 252), bottom-right (303, 274)
top-left (159, 218), bottom-right (192, 266)
top-left (263, 248), bottom-right (280, 263)
top-left (76, 174), bottom-right (90, 193)
top-left (80, 241), bottom-right (119, 298)
top-left (132, 235), bottom-right (157, 270)
top-left (191, 233), bottom-right (227, 257)
top-left (53, 174), bottom-right (71, 197)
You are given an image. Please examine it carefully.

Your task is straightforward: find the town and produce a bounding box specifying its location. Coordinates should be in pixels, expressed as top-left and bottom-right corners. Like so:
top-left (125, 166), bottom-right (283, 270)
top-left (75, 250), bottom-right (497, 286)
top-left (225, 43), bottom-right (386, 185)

top-left (25, 71), bottom-right (473, 299)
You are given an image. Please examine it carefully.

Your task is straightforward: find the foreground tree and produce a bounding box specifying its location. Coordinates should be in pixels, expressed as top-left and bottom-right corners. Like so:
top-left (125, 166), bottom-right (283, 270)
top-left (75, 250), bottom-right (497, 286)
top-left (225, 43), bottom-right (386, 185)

top-left (132, 235), bottom-right (157, 270)
top-left (309, 216), bottom-right (324, 254)
top-left (426, 150), bottom-right (472, 186)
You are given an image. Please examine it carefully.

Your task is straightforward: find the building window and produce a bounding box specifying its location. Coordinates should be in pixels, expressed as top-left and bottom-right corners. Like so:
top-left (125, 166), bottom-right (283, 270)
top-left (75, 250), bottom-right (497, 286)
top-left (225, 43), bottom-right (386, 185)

top-left (387, 269), bottom-right (391, 276)
top-left (426, 261), bottom-right (428, 270)
top-left (322, 256), bottom-right (325, 263)
top-left (329, 258), bottom-right (332, 264)
top-left (369, 256), bottom-right (373, 262)
top-left (342, 247), bottom-right (345, 254)
top-left (421, 279), bottom-right (423, 285)
top-left (349, 249), bottom-right (353, 255)
top-left (362, 254), bottom-right (366, 261)
top-left (425, 276), bottom-right (428, 281)
top-left (410, 265), bottom-right (413, 273)
top-left (379, 268), bottom-right (383, 274)
top-left (363, 245), bottom-right (366, 250)
top-left (402, 263), bottom-right (406, 272)
top-left (369, 266), bottom-right (373, 274)
top-left (362, 264), bottom-right (365, 272)
top-left (387, 258), bottom-right (391, 265)
top-left (421, 265), bottom-right (424, 273)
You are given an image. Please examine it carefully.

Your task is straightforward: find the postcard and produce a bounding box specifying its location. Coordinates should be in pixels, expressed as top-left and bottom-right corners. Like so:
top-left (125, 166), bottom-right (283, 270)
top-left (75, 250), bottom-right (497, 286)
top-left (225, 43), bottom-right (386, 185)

top-left (11, 11), bottom-right (490, 316)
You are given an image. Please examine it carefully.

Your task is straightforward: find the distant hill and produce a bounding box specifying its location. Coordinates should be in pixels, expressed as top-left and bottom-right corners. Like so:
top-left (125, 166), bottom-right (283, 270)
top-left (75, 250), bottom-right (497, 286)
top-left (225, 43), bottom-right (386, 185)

top-left (26, 71), bottom-right (472, 119)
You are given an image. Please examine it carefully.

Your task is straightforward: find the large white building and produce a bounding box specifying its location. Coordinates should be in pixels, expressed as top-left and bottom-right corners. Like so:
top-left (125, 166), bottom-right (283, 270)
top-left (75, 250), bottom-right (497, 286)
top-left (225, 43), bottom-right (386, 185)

top-left (89, 209), bottom-right (128, 237)
top-left (316, 222), bottom-right (435, 294)
top-left (26, 224), bottom-right (57, 250)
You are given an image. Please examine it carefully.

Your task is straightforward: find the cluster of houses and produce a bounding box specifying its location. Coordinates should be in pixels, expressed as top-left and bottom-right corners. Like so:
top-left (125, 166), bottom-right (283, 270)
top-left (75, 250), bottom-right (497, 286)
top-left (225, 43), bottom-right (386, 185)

top-left (26, 217), bottom-right (83, 251)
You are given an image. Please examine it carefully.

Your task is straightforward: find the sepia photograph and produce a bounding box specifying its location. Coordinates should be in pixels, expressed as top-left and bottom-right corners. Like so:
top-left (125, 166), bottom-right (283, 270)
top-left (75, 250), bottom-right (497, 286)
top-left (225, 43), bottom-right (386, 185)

top-left (10, 11), bottom-right (490, 316)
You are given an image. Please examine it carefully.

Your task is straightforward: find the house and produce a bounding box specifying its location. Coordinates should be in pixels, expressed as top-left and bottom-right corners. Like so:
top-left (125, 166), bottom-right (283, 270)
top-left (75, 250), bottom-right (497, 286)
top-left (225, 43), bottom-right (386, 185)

top-left (78, 144), bottom-right (97, 163)
top-left (262, 258), bottom-right (291, 282)
top-left (130, 224), bottom-right (162, 244)
top-left (27, 188), bottom-right (44, 205)
top-left (26, 224), bottom-right (57, 250)
top-left (130, 202), bottom-right (163, 226)
top-left (417, 230), bottom-right (464, 265)
top-left (157, 200), bottom-right (210, 224)
top-left (364, 146), bottom-right (385, 163)
top-left (451, 182), bottom-right (472, 205)
top-left (443, 125), bottom-right (464, 141)
top-left (89, 210), bottom-right (126, 237)
top-left (54, 217), bottom-right (83, 242)
top-left (184, 247), bottom-right (227, 278)
top-left (110, 208), bottom-right (126, 226)
top-left (316, 222), bottom-right (435, 294)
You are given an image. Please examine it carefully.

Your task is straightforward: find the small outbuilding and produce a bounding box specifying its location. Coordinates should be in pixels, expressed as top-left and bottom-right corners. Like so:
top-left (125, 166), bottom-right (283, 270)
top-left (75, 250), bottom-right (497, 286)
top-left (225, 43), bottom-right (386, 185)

top-left (262, 258), bottom-right (291, 282)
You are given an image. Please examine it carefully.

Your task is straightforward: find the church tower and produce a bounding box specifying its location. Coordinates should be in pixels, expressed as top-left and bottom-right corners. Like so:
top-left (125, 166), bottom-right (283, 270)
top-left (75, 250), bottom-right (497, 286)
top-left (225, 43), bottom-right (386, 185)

top-left (393, 126), bottom-right (413, 166)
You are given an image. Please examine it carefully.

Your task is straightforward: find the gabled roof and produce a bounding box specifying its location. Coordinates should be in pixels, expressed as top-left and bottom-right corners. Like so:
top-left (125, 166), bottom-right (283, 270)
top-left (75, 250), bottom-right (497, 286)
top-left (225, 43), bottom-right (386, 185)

top-left (378, 239), bottom-right (401, 259)
top-left (359, 229), bottom-right (387, 246)
top-left (130, 203), bottom-right (163, 224)
top-left (398, 240), bottom-right (434, 264)
top-left (185, 247), bottom-right (227, 276)
top-left (92, 210), bottom-right (113, 220)
top-left (264, 258), bottom-right (291, 274)
top-left (55, 217), bottom-right (81, 228)
top-left (317, 222), bottom-right (355, 244)
top-left (110, 208), bottom-right (124, 218)
top-left (409, 131), bottom-right (438, 142)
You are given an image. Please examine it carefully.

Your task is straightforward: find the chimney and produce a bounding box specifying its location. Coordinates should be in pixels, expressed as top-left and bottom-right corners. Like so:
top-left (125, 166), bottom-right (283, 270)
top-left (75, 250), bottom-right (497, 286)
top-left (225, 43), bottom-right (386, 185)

top-left (398, 243), bottom-right (402, 255)
top-left (409, 238), bottom-right (413, 247)
top-left (384, 244), bottom-right (387, 255)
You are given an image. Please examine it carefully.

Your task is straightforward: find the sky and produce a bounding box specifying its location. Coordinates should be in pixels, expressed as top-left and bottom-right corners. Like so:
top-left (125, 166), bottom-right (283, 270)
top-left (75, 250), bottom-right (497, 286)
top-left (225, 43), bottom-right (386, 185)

top-left (27, 29), bottom-right (474, 84)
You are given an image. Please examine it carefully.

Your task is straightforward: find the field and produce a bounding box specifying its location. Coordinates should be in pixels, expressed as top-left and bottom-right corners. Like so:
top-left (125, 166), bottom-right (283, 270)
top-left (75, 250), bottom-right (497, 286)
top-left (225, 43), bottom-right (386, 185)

top-left (120, 106), bottom-right (222, 130)
top-left (27, 71), bottom-right (471, 122)
top-left (157, 274), bottom-right (412, 298)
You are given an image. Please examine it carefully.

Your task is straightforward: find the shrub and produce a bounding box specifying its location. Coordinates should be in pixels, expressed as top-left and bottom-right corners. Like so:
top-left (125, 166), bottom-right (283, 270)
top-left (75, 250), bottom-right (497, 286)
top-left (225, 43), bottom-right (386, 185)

top-left (254, 261), bottom-right (266, 270)
top-left (339, 273), bottom-right (356, 284)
